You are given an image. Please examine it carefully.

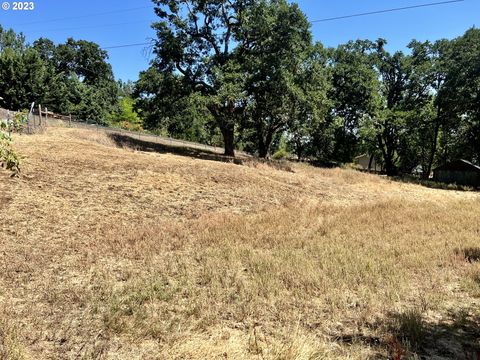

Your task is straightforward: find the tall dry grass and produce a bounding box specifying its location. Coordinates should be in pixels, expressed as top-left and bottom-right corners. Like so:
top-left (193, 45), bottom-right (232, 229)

top-left (0, 127), bottom-right (479, 359)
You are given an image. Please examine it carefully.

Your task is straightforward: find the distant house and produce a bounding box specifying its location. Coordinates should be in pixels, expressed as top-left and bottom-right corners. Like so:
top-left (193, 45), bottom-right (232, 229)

top-left (354, 154), bottom-right (382, 172)
top-left (433, 159), bottom-right (480, 187)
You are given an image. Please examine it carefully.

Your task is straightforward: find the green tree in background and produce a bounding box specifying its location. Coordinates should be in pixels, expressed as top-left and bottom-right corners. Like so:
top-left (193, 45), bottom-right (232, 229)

top-left (241, 0), bottom-right (315, 158)
top-left (328, 40), bottom-right (380, 163)
top-left (134, 67), bottom-right (216, 143)
top-left (109, 96), bottom-right (142, 131)
top-left (30, 37), bottom-right (118, 123)
top-left (438, 28), bottom-right (480, 165)
top-left (151, 0), bottom-right (257, 156)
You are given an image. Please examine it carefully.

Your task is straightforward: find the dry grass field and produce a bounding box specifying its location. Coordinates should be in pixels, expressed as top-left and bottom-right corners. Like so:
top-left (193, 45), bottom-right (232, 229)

top-left (1, 127), bottom-right (479, 359)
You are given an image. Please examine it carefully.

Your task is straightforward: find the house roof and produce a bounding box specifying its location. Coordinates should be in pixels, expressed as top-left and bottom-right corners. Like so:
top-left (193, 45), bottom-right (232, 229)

top-left (434, 159), bottom-right (480, 173)
top-left (354, 154), bottom-right (369, 160)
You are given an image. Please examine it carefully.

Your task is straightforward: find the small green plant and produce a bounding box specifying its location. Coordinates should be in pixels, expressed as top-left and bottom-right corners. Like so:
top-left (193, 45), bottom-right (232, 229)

top-left (272, 148), bottom-right (289, 160)
top-left (0, 115), bottom-right (22, 176)
top-left (272, 136), bottom-right (289, 160)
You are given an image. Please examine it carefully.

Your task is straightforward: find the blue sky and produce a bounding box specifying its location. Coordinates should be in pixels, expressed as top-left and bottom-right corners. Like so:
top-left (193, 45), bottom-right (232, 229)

top-left (0, 0), bottom-right (478, 81)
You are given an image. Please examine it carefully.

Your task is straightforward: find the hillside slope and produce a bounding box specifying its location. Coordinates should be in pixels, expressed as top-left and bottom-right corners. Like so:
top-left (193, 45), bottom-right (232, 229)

top-left (1, 128), bottom-right (479, 359)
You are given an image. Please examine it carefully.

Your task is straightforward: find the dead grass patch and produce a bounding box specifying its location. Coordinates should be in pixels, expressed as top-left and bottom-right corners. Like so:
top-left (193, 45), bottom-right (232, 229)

top-left (1, 127), bottom-right (479, 359)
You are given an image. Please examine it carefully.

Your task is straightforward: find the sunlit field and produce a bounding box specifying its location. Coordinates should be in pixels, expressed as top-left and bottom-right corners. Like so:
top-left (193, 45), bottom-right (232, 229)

top-left (1, 127), bottom-right (479, 359)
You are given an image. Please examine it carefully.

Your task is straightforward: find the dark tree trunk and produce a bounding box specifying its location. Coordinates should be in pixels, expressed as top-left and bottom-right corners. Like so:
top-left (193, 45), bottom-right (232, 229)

top-left (377, 133), bottom-right (397, 176)
top-left (257, 125), bottom-right (274, 159)
top-left (208, 104), bottom-right (236, 157)
top-left (296, 144), bottom-right (304, 162)
top-left (384, 159), bottom-right (398, 176)
top-left (368, 154), bottom-right (374, 172)
top-left (257, 130), bottom-right (268, 158)
top-left (423, 121), bottom-right (440, 180)
top-left (258, 132), bottom-right (274, 158)
top-left (221, 123), bottom-right (235, 157)
top-left (258, 144), bottom-right (268, 158)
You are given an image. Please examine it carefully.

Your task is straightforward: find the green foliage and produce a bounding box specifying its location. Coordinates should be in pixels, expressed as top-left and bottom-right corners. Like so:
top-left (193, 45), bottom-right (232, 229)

top-left (0, 13), bottom-right (479, 176)
top-left (151, 0), bottom-right (257, 155)
top-left (109, 97), bottom-right (142, 131)
top-left (0, 30), bottom-right (118, 124)
top-left (327, 40), bottom-right (381, 163)
top-left (240, 0), bottom-right (319, 158)
top-left (134, 69), bottom-right (217, 143)
top-left (272, 137), bottom-right (289, 160)
top-left (438, 28), bottom-right (480, 164)
top-left (0, 114), bottom-right (23, 176)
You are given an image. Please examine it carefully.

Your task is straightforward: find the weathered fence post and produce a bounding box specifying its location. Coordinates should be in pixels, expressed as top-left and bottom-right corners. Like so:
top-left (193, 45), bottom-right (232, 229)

top-left (69, 114), bottom-right (72, 127)
top-left (38, 105), bottom-right (42, 130)
top-left (45, 107), bottom-right (48, 125)
top-left (31, 108), bottom-right (36, 131)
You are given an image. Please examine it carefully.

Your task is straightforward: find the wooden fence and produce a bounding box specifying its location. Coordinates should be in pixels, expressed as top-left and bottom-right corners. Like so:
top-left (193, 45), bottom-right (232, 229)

top-left (0, 106), bottom-right (48, 134)
top-left (41, 108), bottom-right (252, 157)
top-left (1, 104), bottom-right (250, 157)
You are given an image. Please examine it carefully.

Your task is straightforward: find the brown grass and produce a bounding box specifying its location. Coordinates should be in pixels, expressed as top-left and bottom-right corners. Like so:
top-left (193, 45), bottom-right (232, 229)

top-left (1, 127), bottom-right (479, 359)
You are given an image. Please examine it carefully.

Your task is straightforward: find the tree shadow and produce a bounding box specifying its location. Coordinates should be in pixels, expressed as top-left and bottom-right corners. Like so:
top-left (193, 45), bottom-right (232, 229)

top-left (107, 133), bottom-right (298, 173)
top-left (455, 247), bottom-right (480, 263)
top-left (107, 133), bottom-right (245, 164)
top-left (399, 308), bottom-right (479, 360)
top-left (390, 175), bottom-right (479, 192)
top-left (333, 306), bottom-right (480, 359)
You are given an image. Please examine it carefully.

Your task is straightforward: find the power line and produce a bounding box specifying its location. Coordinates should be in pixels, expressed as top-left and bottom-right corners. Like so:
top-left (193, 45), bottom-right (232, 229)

top-left (102, 42), bottom-right (152, 50)
top-left (41, 20), bottom-right (148, 34)
top-left (311, 0), bottom-right (465, 23)
top-left (13, 5), bottom-right (153, 27)
top-left (10, 1), bottom-right (465, 52)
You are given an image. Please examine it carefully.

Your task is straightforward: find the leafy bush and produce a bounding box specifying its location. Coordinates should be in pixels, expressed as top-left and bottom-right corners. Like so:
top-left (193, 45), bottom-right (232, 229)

top-left (272, 137), bottom-right (290, 160)
top-left (0, 136), bottom-right (20, 176)
top-left (109, 97), bottom-right (143, 131)
top-left (0, 114), bottom-right (22, 176)
top-left (272, 148), bottom-right (289, 160)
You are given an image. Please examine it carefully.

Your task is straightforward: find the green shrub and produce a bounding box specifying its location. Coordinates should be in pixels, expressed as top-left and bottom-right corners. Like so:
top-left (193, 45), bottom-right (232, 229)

top-left (272, 148), bottom-right (289, 160)
top-left (0, 115), bottom-right (22, 176)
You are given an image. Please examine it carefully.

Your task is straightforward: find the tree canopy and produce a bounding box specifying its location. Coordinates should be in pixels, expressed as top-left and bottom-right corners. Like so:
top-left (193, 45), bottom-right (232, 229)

top-left (1, 10), bottom-right (480, 178)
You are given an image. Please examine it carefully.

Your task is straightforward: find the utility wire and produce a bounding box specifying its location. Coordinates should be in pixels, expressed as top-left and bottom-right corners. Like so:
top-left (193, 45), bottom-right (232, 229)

top-left (41, 21), bottom-right (148, 34)
top-left (8, 1), bottom-right (466, 51)
top-left (311, 0), bottom-right (465, 23)
top-left (14, 5), bottom-right (153, 27)
top-left (102, 42), bottom-right (152, 50)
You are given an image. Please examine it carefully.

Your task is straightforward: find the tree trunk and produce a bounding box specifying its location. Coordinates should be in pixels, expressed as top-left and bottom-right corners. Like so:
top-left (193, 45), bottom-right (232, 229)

top-left (258, 144), bottom-right (268, 159)
top-left (221, 124), bottom-right (235, 157)
top-left (257, 126), bottom-right (274, 159)
top-left (377, 133), bottom-right (397, 176)
top-left (368, 154), bottom-right (374, 171)
top-left (209, 104), bottom-right (236, 157)
top-left (423, 122), bottom-right (440, 180)
top-left (296, 144), bottom-right (304, 162)
top-left (384, 160), bottom-right (398, 176)
top-left (258, 132), bottom-right (274, 159)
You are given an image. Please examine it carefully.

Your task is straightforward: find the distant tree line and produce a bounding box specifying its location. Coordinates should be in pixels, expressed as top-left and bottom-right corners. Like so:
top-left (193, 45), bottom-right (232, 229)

top-left (1, 0), bottom-right (479, 177)
top-left (137, 0), bottom-right (480, 177)
top-left (0, 25), bottom-right (135, 126)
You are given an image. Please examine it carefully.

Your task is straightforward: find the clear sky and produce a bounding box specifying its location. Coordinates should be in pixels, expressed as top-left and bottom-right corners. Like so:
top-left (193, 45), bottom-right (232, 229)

top-left (0, 0), bottom-right (478, 81)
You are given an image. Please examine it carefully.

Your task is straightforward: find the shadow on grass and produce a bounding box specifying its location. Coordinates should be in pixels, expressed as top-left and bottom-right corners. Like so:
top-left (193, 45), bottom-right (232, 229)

top-left (334, 307), bottom-right (480, 359)
top-left (390, 175), bottom-right (479, 192)
top-left (107, 133), bottom-right (296, 172)
top-left (455, 247), bottom-right (480, 263)
top-left (108, 133), bottom-right (242, 164)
